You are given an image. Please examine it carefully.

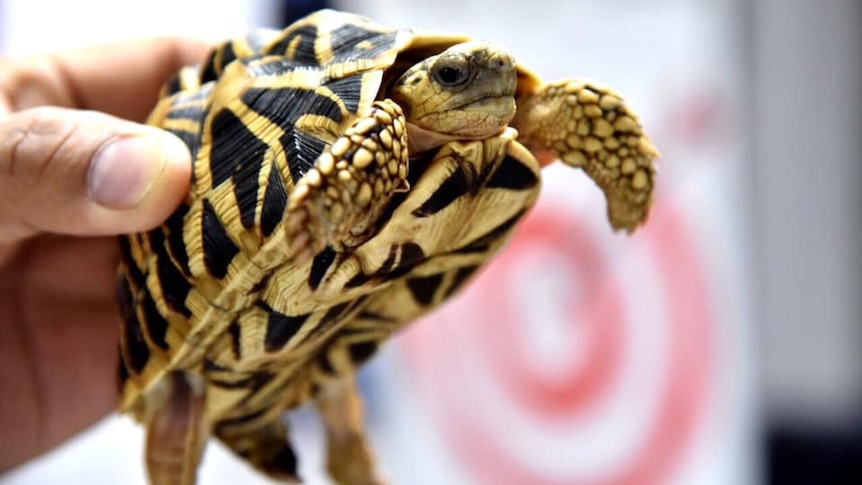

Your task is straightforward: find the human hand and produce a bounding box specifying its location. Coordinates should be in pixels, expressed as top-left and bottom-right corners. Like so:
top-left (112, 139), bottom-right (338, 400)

top-left (0, 38), bottom-right (210, 472)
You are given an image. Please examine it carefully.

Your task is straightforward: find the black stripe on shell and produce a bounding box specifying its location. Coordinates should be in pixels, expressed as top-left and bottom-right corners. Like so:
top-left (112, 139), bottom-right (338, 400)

top-left (232, 148), bottom-right (267, 231)
top-left (387, 242), bottom-right (426, 279)
top-left (355, 310), bottom-right (398, 324)
top-left (242, 87), bottom-right (344, 130)
top-left (248, 274), bottom-right (271, 295)
top-left (486, 154), bottom-right (540, 191)
top-left (202, 199), bottom-right (240, 280)
top-left (265, 447), bottom-right (299, 478)
top-left (228, 319), bottom-right (242, 359)
top-left (204, 359), bottom-right (230, 372)
top-left (261, 302), bottom-right (310, 352)
top-left (199, 51), bottom-right (219, 85)
top-left (288, 130), bottom-right (329, 185)
top-left (166, 106), bottom-right (206, 121)
top-left (412, 167), bottom-right (471, 217)
top-left (345, 271), bottom-right (372, 289)
top-left (314, 301), bottom-right (352, 336)
top-left (405, 273), bottom-right (444, 306)
top-left (149, 229), bottom-right (192, 318)
top-left (208, 371), bottom-right (274, 391)
top-left (206, 107), bottom-right (270, 229)
top-left (164, 87), bottom-right (210, 160)
top-left (344, 242), bottom-right (427, 289)
top-left (219, 42), bottom-right (239, 72)
top-left (308, 246), bottom-right (337, 290)
top-left (118, 237), bottom-right (146, 291)
top-left (200, 41), bottom-right (238, 84)
top-left (209, 109), bottom-right (268, 189)
top-left (261, 161), bottom-right (288, 238)
top-left (266, 25), bottom-right (319, 65)
top-left (349, 341), bottom-right (379, 366)
top-left (241, 86), bottom-right (342, 185)
top-left (214, 407), bottom-right (270, 432)
top-left (165, 74), bottom-right (184, 96)
top-left (303, 296), bottom-right (368, 344)
top-left (329, 25), bottom-right (398, 62)
top-left (117, 276), bottom-right (149, 376)
top-left (246, 58), bottom-right (299, 77)
top-left (118, 279), bottom-right (151, 374)
top-left (324, 73), bottom-right (364, 113)
top-left (378, 244), bottom-right (398, 274)
top-left (141, 292), bottom-right (169, 350)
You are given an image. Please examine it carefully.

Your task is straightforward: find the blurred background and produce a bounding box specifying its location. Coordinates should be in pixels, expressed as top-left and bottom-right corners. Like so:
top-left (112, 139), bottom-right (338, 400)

top-left (0, 0), bottom-right (859, 483)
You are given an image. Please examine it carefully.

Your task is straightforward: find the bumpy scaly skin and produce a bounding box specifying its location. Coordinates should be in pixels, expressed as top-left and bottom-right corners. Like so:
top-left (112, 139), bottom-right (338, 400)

top-left (514, 80), bottom-right (659, 232)
top-left (285, 100), bottom-right (410, 264)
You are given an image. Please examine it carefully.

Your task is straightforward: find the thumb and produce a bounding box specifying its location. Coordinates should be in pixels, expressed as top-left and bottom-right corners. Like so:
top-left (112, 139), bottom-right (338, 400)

top-left (0, 106), bottom-right (191, 241)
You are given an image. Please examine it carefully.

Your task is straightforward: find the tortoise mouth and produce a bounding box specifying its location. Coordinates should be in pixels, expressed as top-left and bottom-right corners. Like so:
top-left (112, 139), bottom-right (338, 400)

top-left (404, 89), bottom-right (515, 146)
top-left (453, 93), bottom-right (515, 112)
top-left (432, 94), bottom-right (516, 138)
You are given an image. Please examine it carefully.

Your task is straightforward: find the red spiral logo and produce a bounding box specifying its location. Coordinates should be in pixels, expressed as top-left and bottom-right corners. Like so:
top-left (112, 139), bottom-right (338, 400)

top-left (400, 196), bottom-right (713, 485)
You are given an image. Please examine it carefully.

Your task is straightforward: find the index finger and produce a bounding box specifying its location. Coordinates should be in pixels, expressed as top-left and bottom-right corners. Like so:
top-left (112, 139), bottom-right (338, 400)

top-left (0, 37), bottom-right (211, 121)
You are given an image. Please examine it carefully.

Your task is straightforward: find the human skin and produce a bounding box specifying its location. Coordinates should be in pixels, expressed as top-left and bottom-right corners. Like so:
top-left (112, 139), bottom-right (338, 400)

top-left (0, 37), bottom-right (210, 472)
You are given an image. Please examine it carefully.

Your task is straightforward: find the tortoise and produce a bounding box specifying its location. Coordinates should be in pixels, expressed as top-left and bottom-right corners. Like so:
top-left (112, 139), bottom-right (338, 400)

top-left (116, 8), bottom-right (658, 485)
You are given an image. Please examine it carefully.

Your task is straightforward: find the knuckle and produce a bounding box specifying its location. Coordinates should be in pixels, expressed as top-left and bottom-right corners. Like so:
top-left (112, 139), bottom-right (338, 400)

top-left (0, 109), bottom-right (90, 238)
top-left (0, 107), bottom-right (79, 187)
top-left (1, 57), bottom-right (72, 110)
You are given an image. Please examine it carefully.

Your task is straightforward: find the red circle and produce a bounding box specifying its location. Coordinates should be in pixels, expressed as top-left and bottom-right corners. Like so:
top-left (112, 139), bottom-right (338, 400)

top-left (478, 210), bottom-right (625, 420)
top-left (401, 196), bottom-right (712, 485)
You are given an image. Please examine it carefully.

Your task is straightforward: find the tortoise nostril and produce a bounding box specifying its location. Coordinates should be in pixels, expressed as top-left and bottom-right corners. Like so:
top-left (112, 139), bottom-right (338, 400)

top-left (490, 53), bottom-right (514, 71)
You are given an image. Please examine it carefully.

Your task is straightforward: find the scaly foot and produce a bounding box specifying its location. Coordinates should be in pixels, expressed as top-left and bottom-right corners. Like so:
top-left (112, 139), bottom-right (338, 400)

top-left (514, 79), bottom-right (659, 232)
top-left (285, 100), bottom-right (410, 263)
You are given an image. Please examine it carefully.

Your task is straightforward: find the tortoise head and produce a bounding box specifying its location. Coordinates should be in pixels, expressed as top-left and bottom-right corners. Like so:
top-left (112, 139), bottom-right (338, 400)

top-left (390, 41), bottom-right (517, 152)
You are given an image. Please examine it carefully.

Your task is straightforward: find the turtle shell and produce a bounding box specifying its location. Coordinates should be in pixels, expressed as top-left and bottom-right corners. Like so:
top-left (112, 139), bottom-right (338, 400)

top-left (117, 10), bottom-right (516, 419)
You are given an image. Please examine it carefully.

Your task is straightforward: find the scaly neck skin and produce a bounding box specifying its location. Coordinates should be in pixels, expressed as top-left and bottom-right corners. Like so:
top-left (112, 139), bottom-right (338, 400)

top-left (405, 122), bottom-right (455, 153)
top-left (405, 122), bottom-right (511, 154)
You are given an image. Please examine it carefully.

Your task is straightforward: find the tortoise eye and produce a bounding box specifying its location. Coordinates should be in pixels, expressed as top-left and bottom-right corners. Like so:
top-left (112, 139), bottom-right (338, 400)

top-left (433, 63), bottom-right (470, 87)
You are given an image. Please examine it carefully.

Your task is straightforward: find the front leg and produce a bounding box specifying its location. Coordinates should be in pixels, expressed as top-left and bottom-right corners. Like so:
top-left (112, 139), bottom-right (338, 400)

top-left (285, 99), bottom-right (410, 264)
top-left (513, 79), bottom-right (660, 232)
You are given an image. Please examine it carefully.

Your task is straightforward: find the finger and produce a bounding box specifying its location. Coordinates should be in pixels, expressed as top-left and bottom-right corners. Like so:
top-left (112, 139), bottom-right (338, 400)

top-left (0, 237), bottom-right (121, 467)
top-left (0, 107), bottom-right (191, 242)
top-left (0, 37), bottom-right (211, 121)
top-left (22, 235), bottom-right (120, 300)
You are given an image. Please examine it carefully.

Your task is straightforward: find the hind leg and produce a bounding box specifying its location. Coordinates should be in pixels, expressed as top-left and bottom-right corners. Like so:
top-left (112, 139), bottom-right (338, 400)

top-left (316, 376), bottom-right (383, 485)
top-left (214, 417), bottom-right (301, 483)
